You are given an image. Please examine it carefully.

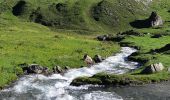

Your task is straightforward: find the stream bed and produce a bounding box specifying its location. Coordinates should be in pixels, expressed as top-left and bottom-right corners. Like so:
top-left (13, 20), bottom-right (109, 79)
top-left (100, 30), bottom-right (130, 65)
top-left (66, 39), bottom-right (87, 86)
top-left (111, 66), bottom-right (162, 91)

top-left (0, 47), bottom-right (169, 100)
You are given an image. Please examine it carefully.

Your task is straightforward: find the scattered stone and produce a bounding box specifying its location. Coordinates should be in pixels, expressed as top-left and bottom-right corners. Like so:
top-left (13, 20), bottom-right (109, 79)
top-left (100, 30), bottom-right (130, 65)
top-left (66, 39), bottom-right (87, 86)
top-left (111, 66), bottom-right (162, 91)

top-left (42, 67), bottom-right (51, 76)
top-left (148, 12), bottom-right (163, 27)
top-left (141, 63), bottom-right (164, 74)
top-left (21, 64), bottom-right (51, 75)
top-left (53, 66), bottom-right (63, 73)
top-left (83, 54), bottom-right (94, 65)
top-left (93, 55), bottom-right (103, 63)
top-left (97, 34), bottom-right (115, 41)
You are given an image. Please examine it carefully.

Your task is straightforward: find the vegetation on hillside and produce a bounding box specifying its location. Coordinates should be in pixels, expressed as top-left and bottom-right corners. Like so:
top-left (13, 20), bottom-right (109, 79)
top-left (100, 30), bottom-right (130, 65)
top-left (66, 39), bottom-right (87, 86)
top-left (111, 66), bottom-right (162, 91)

top-left (0, 0), bottom-right (170, 88)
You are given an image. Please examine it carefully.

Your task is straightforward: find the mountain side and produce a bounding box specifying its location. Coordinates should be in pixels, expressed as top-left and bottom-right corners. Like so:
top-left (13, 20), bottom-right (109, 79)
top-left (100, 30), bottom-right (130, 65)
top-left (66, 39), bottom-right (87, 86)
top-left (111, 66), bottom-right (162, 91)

top-left (0, 0), bottom-right (154, 33)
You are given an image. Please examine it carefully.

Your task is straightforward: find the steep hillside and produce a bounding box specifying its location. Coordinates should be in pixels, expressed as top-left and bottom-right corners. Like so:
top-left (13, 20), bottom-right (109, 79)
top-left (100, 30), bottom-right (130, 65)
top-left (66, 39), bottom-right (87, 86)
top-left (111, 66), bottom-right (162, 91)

top-left (0, 0), bottom-right (152, 33)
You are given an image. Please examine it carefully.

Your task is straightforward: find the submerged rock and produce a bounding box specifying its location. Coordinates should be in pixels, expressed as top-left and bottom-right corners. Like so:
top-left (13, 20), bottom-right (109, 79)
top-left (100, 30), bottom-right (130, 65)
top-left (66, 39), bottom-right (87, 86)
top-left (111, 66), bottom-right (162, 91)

top-left (141, 63), bottom-right (164, 74)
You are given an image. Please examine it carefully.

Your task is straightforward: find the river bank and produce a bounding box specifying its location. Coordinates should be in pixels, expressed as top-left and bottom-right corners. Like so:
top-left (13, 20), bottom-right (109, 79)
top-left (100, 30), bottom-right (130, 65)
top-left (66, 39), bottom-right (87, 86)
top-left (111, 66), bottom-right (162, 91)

top-left (0, 47), bottom-right (138, 100)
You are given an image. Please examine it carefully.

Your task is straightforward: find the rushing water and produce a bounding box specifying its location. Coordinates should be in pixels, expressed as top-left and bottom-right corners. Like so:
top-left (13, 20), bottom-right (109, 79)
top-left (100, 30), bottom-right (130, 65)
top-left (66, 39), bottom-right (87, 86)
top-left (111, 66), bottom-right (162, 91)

top-left (0, 47), bottom-right (139, 100)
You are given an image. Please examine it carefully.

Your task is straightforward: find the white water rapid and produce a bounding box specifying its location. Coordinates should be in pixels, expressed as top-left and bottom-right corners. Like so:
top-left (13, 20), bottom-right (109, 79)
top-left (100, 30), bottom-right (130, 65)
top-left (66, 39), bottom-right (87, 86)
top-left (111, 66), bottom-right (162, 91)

top-left (0, 47), bottom-right (138, 100)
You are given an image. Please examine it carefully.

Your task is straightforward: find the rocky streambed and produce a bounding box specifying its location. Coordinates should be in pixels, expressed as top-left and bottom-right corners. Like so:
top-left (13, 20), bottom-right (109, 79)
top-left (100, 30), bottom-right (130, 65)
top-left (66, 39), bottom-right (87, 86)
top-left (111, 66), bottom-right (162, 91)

top-left (0, 47), bottom-right (169, 100)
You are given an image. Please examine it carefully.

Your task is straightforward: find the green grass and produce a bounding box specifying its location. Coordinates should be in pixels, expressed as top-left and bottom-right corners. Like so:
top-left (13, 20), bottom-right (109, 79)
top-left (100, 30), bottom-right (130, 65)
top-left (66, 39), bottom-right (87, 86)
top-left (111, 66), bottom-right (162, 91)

top-left (0, 0), bottom-right (152, 33)
top-left (0, 0), bottom-right (170, 88)
top-left (0, 12), bottom-right (120, 88)
top-left (122, 35), bottom-right (170, 67)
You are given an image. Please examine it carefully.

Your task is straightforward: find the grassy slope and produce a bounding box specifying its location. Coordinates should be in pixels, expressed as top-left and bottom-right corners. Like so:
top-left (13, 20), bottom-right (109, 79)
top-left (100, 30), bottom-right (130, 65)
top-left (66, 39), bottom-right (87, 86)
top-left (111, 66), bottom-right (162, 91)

top-left (0, 0), bottom-right (150, 33)
top-left (71, 0), bottom-right (170, 86)
top-left (0, 12), bottom-right (120, 88)
top-left (0, 0), bottom-right (151, 88)
top-left (0, 0), bottom-right (170, 88)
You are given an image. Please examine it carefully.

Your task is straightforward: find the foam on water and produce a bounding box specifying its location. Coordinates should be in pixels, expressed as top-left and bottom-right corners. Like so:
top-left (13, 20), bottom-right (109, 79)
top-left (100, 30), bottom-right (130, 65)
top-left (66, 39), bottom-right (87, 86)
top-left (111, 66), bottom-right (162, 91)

top-left (0, 47), bottom-right (138, 100)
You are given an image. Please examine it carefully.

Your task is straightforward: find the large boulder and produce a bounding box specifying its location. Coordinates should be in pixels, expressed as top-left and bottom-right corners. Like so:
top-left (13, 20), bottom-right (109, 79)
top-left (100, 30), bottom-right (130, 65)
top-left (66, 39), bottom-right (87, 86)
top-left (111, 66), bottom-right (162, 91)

top-left (141, 63), bottom-right (164, 74)
top-left (148, 12), bottom-right (163, 27)
top-left (93, 55), bottom-right (103, 63)
top-left (130, 12), bottom-right (163, 28)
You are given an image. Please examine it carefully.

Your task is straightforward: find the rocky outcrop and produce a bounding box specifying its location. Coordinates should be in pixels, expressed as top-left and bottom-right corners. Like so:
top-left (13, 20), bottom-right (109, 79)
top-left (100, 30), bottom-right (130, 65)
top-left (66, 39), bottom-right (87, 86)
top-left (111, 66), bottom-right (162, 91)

top-left (21, 64), bottom-right (51, 75)
top-left (148, 12), bottom-right (163, 27)
top-left (141, 63), bottom-right (164, 74)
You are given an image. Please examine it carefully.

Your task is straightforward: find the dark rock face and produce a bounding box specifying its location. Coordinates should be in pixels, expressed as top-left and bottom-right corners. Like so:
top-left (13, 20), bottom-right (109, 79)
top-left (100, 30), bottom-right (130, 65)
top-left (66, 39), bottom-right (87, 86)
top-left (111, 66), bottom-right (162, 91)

top-left (12, 1), bottom-right (26, 16)
top-left (93, 55), bottom-right (103, 63)
top-left (130, 12), bottom-right (163, 28)
top-left (141, 63), bottom-right (164, 74)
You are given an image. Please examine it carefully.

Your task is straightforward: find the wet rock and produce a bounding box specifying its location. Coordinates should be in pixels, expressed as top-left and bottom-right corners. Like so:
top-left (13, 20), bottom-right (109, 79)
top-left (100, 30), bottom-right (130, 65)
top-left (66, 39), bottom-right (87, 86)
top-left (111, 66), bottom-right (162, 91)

top-left (42, 67), bottom-right (51, 76)
top-left (83, 54), bottom-right (94, 65)
top-left (141, 63), bottom-right (164, 74)
top-left (21, 64), bottom-right (46, 74)
top-left (53, 66), bottom-right (63, 73)
top-left (64, 66), bottom-right (70, 70)
top-left (93, 55), bottom-right (103, 63)
top-left (148, 12), bottom-right (163, 27)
